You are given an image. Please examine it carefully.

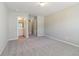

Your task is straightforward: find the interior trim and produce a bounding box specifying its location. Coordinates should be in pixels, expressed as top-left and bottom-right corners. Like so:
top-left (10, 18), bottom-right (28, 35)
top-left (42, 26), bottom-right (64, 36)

top-left (45, 35), bottom-right (79, 48)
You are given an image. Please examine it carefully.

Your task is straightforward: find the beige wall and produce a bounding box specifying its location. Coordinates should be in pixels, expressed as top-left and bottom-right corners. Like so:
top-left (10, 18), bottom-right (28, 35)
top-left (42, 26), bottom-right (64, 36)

top-left (45, 4), bottom-right (79, 46)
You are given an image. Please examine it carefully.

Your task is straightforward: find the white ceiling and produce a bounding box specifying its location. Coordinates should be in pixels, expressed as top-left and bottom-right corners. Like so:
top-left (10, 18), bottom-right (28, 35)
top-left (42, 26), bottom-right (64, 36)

top-left (5, 2), bottom-right (78, 16)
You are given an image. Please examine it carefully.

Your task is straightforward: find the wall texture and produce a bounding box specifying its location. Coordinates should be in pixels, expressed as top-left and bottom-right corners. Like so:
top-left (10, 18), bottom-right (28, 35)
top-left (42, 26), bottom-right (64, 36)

top-left (45, 4), bottom-right (79, 46)
top-left (0, 3), bottom-right (8, 54)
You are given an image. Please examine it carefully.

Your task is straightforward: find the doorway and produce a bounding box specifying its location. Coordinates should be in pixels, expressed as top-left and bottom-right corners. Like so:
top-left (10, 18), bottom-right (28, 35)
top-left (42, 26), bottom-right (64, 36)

top-left (17, 16), bottom-right (37, 39)
top-left (17, 16), bottom-right (26, 39)
top-left (28, 16), bottom-right (37, 37)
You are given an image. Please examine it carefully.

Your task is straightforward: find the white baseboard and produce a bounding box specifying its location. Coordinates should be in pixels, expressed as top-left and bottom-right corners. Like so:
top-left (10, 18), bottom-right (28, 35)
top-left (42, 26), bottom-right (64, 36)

top-left (0, 40), bottom-right (8, 55)
top-left (9, 37), bottom-right (18, 41)
top-left (37, 34), bottom-right (45, 37)
top-left (0, 37), bottom-right (17, 55)
top-left (9, 37), bottom-right (29, 41)
top-left (45, 35), bottom-right (79, 48)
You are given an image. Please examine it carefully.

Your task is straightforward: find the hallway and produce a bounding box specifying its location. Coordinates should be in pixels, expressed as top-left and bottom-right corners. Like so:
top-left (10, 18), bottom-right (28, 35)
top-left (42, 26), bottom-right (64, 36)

top-left (1, 36), bottom-right (79, 56)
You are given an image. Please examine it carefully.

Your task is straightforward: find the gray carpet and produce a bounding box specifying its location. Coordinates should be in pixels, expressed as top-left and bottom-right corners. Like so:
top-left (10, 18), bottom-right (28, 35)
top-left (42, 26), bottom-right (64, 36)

top-left (1, 36), bottom-right (79, 56)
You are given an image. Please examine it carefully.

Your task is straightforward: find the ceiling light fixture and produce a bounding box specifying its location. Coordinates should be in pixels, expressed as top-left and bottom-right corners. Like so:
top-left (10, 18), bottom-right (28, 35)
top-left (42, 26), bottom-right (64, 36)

top-left (39, 2), bottom-right (47, 7)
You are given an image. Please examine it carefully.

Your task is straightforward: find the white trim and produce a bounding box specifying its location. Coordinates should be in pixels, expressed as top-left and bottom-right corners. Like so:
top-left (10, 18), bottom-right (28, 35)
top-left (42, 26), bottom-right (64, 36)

top-left (8, 37), bottom-right (29, 41)
top-left (45, 35), bottom-right (79, 48)
top-left (9, 37), bottom-right (18, 40)
top-left (0, 40), bottom-right (8, 55)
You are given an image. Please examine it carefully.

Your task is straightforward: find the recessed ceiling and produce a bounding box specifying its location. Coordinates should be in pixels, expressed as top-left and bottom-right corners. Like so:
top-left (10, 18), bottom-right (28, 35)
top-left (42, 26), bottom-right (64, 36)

top-left (5, 2), bottom-right (78, 16)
